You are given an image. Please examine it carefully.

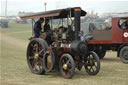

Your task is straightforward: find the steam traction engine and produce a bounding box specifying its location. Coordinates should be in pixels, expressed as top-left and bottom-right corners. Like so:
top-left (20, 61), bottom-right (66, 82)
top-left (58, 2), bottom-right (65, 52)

top-left (20, 7), bottom-right (100, 79)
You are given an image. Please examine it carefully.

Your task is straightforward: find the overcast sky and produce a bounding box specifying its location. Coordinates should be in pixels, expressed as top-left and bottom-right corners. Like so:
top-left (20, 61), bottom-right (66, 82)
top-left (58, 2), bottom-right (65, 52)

top-left (1, 0), bottom-right (128, 16)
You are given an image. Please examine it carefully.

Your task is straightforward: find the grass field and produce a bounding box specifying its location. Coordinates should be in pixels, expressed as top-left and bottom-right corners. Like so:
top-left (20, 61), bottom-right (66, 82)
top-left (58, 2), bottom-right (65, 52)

top-left (0, 22), bottom-right (128, 85)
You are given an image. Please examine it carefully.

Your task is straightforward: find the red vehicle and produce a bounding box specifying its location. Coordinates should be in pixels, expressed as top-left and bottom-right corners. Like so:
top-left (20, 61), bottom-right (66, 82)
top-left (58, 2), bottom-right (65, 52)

top-left (87, 17), bottom-right (128, 63)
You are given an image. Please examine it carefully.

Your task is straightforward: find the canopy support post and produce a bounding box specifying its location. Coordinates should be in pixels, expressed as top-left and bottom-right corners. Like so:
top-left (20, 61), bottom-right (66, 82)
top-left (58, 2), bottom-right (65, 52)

top-left (32, 19), bottom-right (33, 36)
top-left (32, 19), bottom-right (35, 37)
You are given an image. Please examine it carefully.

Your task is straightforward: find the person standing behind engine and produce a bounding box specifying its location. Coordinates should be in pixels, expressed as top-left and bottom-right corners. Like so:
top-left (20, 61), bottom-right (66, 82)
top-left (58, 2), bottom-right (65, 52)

top-left (34, 18), bottom-right (44, 38)
top-left (44, 18), bottom-right (50, 32)
top-left (44, 18), bottom-right (51, 44)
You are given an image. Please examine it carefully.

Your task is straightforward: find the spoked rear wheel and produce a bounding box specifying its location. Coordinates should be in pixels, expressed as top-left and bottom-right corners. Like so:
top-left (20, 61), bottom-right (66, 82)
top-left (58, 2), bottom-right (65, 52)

top-left (59, 54), bottom-right (75, 79)
top-left (27, 38), bottom-right (47, 75)
top-left (84, 51), bottom-right (100, 75)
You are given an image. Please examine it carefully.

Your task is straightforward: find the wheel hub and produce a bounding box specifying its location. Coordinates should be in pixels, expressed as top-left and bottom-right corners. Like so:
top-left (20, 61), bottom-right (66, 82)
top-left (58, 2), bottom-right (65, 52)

top-left (124, 51), bottom-right (128, 60)
top-left (34, 53), bottom-right (39, 60)
top-left (63, 64), bottom-right (68, 70)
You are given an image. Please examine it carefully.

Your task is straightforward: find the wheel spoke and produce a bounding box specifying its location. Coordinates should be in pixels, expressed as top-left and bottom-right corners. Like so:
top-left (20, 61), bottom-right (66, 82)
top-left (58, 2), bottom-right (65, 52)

top-left (38, 66), bottom-right (42, 71)
top-left (32, 59), bottom-right (37, 67)
top-left (38, 57), bottom-right (43, 65)
top-left (35, 43), bottom-right (39, 53)
top-left (64, 57), bottom-right (68, 63)
top-left (95, 61), bottom-right (97, 66)
top-left (33, 62), bottom-right (37, 71)
top-left (66, 60), bottom-right (70, 64)
top-left (91, 67), bottom-right (95, 72)
top-left (37, 64), bottom-right (42, 71)
top-left (94, 64), bottom-right (97, 69)
top-left (38, 49), bottom-right (44, 55)
top-left (33, 61), bottom-right (42, 72)
top-left (33, 66), bottom-right (36, 71)
top-left (89, 66), bottom-right (93, 72)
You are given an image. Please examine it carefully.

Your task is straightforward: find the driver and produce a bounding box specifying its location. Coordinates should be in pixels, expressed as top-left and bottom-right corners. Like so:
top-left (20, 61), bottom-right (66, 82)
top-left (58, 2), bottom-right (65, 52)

top-left (44, 18), bottom-right (51, 32)
top-left (43, 18), bottom-right (52, 44)
top-left (40, 18), bottom-right (51, 40)
top-left (121, 20), bottom-right (128, 30)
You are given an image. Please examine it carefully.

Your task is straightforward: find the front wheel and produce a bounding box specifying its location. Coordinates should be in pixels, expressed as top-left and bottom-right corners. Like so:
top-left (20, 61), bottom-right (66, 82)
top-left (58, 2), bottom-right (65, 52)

top-left (84, 51), bottom-right (100, 75)
top-left (59, 54), bottom-right (75, 79)
top-left (119, 46), bottom-right (128, 64)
